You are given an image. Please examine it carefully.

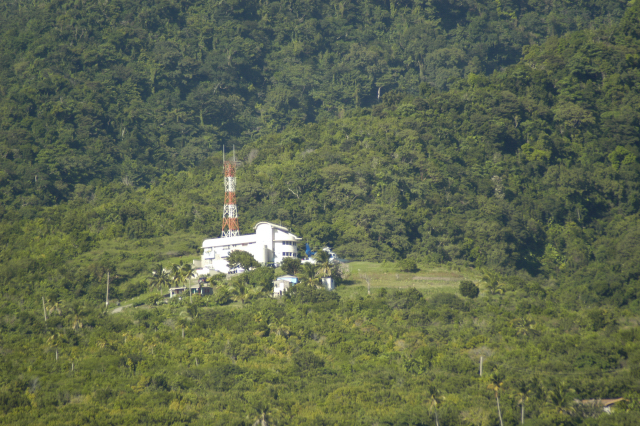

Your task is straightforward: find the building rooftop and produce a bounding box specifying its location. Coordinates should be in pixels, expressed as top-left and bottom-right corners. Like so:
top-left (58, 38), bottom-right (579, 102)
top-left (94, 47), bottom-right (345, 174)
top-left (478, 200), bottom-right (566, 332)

top-left (254, 221), bottom-right (290, 232)
top-left (576, 398), bottom-right (626, 407)
top-left (202, 222), bottom-right (300, 248)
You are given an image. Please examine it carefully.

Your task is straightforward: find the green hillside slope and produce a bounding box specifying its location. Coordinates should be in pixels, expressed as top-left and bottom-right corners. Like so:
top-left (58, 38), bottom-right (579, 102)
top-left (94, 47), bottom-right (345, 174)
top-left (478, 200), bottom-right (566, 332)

top-left (2, 0), bottom-right (639, 308)
top-left (0, 0), bottom-right (629, 206)
top-left (1, 1), bottom-right (640, 424)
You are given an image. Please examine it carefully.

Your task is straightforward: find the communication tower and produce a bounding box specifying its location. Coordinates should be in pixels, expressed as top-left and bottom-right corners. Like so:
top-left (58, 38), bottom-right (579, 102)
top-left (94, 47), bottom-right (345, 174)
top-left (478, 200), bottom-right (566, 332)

top-left (221, 146), bottom-right (240, 237)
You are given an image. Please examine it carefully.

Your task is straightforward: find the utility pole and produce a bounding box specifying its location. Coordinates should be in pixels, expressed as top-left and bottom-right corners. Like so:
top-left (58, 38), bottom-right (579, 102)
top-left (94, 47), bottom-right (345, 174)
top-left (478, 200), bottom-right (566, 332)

top-left (42, 297), bottom-right (47, 322)
top-left (480, 356), bottom-right (483, 376)
top-left (106, 271), bottom-right (110, 308)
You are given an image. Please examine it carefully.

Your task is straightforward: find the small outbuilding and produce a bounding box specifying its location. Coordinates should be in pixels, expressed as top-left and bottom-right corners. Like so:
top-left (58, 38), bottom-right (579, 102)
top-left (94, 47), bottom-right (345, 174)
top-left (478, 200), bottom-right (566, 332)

top-left (575, 398), bottom-right (626, 414)
top-left (169, 286), bottom-right (213, 298)
top-left (321, 277), bottom-right (335, 290)
top-left (273, 279), bottom-right (293, 297)
top-left (272, 275), bottom-right (300, 297)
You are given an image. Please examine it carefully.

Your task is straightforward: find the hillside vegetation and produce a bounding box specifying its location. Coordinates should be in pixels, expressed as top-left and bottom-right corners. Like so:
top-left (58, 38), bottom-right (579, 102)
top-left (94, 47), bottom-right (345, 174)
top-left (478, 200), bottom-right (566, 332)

top-left (1, 0), bottom-right (640, 424)
top-left (0, 0), bottom-right (630, 204)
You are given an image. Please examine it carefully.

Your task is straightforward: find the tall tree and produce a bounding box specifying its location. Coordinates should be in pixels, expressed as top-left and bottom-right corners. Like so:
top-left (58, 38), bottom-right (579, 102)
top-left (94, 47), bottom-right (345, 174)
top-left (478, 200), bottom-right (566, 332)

top-left (481, 268), bottom-right (505, 295)
top-left (314, 250), bottom-right (332, 278)
top-left (149, 263), bottom-right (170, 294)
top-left (515, 380), bottom-right (531, 424)
top-left (428, 385), bottom-right (444, 426)
top-left (227, 250), bottom-right (260, 271)
top-left (487, 371), bottom-right (505, 426)
top-left (546, 380), bottom-right (576, 416)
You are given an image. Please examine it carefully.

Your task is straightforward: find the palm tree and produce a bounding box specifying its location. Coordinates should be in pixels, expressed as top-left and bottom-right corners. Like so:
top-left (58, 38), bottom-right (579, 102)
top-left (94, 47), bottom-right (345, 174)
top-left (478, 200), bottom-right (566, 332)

top-left (481, 268), bottom-right (505, 295)
top-left (251, 409), bottom-right (273, 426)
top-left (47, 332), bottom-right (63, 362)
top-left (72, 314), bottom-right (83, 332)
top-left (149, 263), bottom-right (170, 295)
top-left (546, 380), bottom-right (576, 416)
top-left (177, 317), bottom-right (189, 339)
top-left (301, 263), bottom-right (322, 288)
top-left (47, 299), bottom-right (62, 317)
top-left (314, 250), bottom-right (332, 277)
top-left (268, 317), bottom-right (291, 338)
top-left (67, 304), bottom-right (83, 333)
top-left (250, 286), bottom-right (264, 299)
top-left (180, 263), bottom-right (196, 303)
top-left (513, 316), bottom-right (539, 338)
top-left (529, 376), bottom-right (545, 401)
top-left (171, 261), bottom-right (184, 287)
top-left (428, 386), bottom-right (444, 426)
top-left (487, 371), bottom-right (505, 426)
top-left (231, 281), bottom-right (252, 307)
top-left (216, 284), bottom-right (232, 304)
top-left (515, 380), bottom-right (531, 424)
top-left (170, 261), bottom-right (196, 302)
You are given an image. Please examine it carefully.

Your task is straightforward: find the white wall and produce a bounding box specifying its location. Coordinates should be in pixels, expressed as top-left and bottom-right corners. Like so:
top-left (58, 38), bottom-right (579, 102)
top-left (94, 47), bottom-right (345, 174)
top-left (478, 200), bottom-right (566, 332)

top-left (201, 222), bottom-right (301, 274)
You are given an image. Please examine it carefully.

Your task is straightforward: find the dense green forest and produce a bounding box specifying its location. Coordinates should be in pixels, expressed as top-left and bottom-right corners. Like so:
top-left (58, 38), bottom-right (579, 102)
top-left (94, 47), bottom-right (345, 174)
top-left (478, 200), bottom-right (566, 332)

top-left (0, 0), bottom-right (631, 205)
top-left (2, 0), bottom-right (640, 424)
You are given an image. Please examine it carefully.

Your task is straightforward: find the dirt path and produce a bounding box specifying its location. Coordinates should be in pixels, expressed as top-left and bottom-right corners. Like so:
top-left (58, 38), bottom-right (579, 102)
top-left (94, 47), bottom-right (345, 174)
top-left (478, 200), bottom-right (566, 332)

top-left (110, 304), bottom-right (131, 314)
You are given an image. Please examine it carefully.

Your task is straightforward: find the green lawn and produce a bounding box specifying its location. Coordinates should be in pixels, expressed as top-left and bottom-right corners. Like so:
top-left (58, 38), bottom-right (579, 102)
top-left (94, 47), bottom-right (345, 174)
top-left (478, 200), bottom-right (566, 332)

top-left (335, 261), bottom-right (481, 299)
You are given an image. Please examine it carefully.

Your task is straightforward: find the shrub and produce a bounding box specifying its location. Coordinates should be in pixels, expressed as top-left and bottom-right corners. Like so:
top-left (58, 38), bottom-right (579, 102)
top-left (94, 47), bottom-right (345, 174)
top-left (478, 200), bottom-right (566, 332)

top-left (397, 258), bottom-right (418, 272)
top-left (246, 267), bottom-right (275, 289)
top-left (388, 288), bottom-right (425, 310)
top-left (292, 351), bottom-right (325, 371)
top-left (121, 280), bottom-right (147, 299)
top-left (459, 280), bottom-right (479, 299)
top-left (227, 250), bottom-right (259, 270)
top-left (281, 257), bottom-right (302, 275)
top-left (429, 293), bottom-right (467, 310)
top-left (207, 273), bottom-right (227, 285)
top-left (286, 285), bottom-right (340, 307)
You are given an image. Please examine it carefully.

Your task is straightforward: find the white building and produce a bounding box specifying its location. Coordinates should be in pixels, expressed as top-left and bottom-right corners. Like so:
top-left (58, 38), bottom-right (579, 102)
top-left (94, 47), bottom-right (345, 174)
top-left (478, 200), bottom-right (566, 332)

top-left (272, 275), bottom-right (299, 297)
top-left (199, 222), bottom-right (301, 275)
top-left (321, 277), bottom-right (335, 290)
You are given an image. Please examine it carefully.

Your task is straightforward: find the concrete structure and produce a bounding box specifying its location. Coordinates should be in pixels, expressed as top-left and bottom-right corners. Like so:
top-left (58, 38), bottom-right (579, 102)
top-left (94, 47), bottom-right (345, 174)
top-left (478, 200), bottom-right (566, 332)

top-left (272, 275), bottom-right (299, 297)
top-left (321, 277), bottom-right (335, 290)
top-left (200, 222), bottom-right (301, 275)
top-left (169, 285), bottom-right (213, 298)
top-left (273, 280), bottom-right (292, 297)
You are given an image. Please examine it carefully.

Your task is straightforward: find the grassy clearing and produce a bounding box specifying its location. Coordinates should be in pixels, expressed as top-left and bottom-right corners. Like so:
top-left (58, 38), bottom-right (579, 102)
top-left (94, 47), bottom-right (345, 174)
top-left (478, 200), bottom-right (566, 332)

top-left (337, 261), bottom-right (482, 300)
top-left (72, 232), bottom-right (206, 271)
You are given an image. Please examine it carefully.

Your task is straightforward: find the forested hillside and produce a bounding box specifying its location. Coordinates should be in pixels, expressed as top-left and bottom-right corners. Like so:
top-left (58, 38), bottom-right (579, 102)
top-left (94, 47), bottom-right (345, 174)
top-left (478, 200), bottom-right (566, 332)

top-left (2, 0), bottom-right (640, 424)
top-left (1, 0), bottom-right (639, 306)
top-left (0, 0), bottom-right (629, 206)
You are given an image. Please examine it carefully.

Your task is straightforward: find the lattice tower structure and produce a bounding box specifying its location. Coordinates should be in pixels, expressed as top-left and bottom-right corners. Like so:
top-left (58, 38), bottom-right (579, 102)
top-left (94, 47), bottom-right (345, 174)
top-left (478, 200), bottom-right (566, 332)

top-left (221, 159), bottom-right (240, 237)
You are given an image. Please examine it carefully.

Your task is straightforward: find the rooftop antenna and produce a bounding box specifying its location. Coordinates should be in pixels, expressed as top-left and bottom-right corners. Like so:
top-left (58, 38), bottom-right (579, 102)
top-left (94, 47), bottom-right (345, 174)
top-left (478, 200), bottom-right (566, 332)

top-left (221, 145), bottom-right (239, 237)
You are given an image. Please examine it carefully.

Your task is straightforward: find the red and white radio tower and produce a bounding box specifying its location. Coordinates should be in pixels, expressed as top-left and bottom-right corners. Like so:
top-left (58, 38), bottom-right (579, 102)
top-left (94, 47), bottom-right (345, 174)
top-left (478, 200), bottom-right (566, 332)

top-left (221, 146), bottom-right (240, 237)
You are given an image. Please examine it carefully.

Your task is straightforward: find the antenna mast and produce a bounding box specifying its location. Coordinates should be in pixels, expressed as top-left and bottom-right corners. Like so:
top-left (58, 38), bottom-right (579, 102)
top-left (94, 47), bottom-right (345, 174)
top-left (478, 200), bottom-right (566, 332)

top-left (221, 146), bottom-right (240, 237)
